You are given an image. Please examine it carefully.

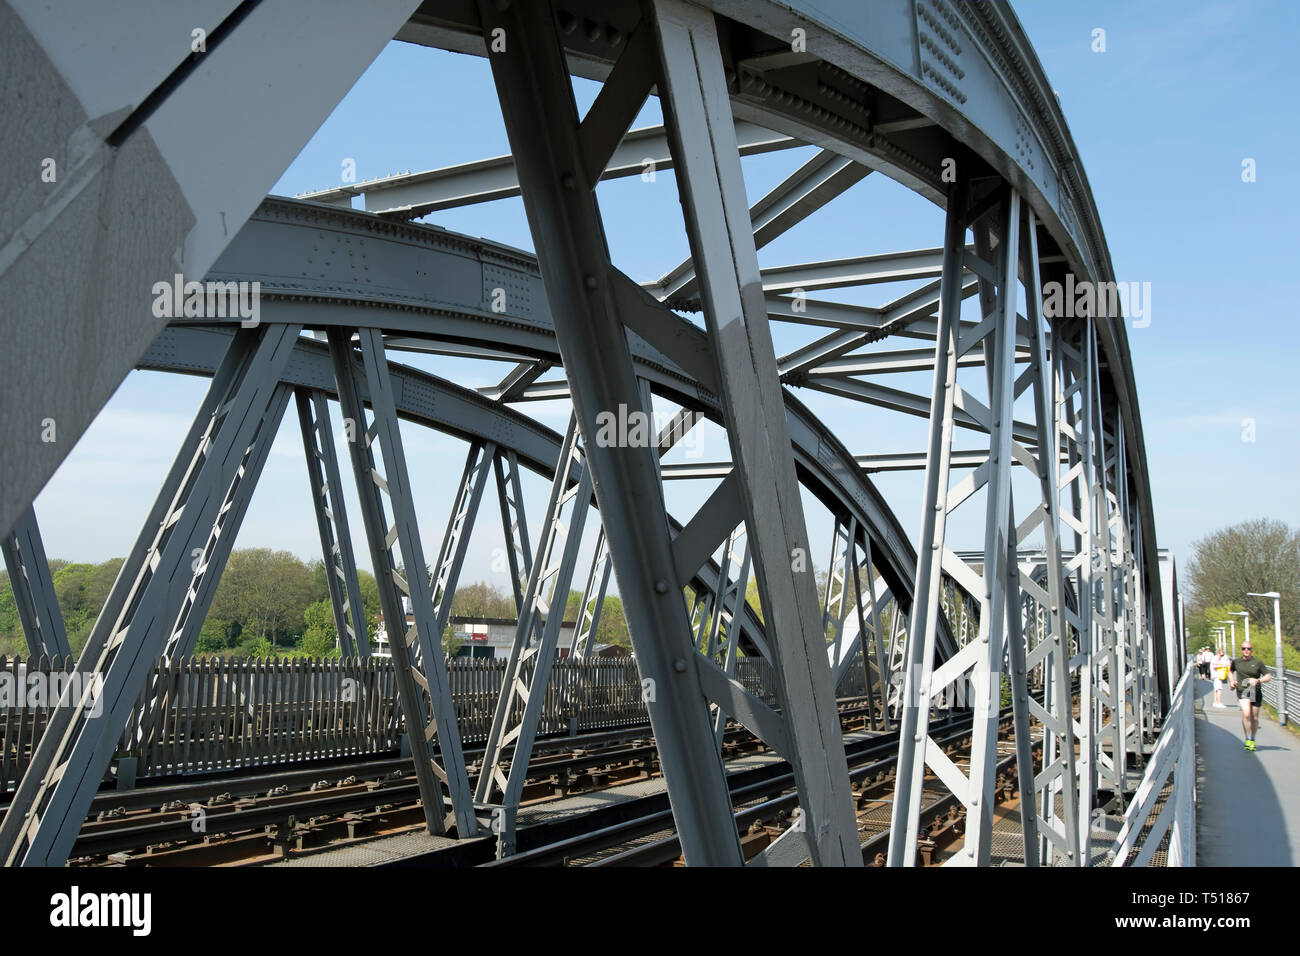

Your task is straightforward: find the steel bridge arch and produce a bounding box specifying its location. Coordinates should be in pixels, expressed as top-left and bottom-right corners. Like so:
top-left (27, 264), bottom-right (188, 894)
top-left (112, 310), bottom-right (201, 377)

top-left (0, 0), bottom-right (1173, 868)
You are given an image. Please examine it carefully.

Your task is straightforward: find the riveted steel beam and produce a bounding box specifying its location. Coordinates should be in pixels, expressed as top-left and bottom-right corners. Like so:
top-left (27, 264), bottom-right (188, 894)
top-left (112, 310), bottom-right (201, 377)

top-left (328, 327), bottom-right (476, 837)
top-left (1, 506), bottom-right (70, 660)
top-left (476, 0), bottom-right (744, 866)
top-left (297, 388), bottom-right (369, 657)
top-left (0, 324), bottom-right (301, 867)
top-left (648, 0), bottom-right (860, 866)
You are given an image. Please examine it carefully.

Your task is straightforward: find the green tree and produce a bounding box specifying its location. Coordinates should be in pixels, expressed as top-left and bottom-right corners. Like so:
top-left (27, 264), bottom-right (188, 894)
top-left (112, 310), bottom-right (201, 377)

top-left (211, 549), bottom-right (315, 648)
top-left (51, 558), bottom-right (123, 654)
top-left (298, 599), bottom-right (340, 658)
top-left (245, 636), bottom-right (278, 659)
top-left (451, 580), bottom-right (516, 619)
top-left (1188, 601), bottom-right (1300, 670)
top-left (1185, 519), bottom-right (1299, 646)
top-left (442, 624), bottom-right (465, 658)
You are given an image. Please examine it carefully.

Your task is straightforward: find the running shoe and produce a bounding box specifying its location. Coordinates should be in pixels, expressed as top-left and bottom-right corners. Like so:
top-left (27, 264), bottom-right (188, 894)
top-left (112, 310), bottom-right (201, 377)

top-left (1246, 739), bottom-right (1256, 751)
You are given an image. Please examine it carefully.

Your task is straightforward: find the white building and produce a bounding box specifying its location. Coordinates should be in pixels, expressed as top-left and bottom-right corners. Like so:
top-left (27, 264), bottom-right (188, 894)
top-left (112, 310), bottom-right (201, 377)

top-left (369, 598), bottom-right (589, 661)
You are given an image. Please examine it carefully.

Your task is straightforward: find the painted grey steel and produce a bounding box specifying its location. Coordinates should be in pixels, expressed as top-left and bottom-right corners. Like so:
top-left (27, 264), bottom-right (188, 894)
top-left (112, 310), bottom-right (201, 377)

top-left (649, 149), bottom-right (869, 303)
top-left (142, 326), bottom-right (776, 666)
top-left (0, 0), bottom-right (423, 542)
top-left (494, 449), bottom-right (534, 614)
top-left (297, 388), bottom-right (369, 657)
top-left (889, 187), bottom-right (1024, 867)
top-left (427, 440), bottom-right (497, 665)
top-left (571, 532), bottom-right (612, 662)
top-left (160, 383), bottom-right (293, 664)
top-left (1, 506), bottom-right (70, 659)
top-left (1015, 209), bottom-right (1080, 865)
top-left (0, 324), bottom-right (301, 866)
top-left (327, 328), bottom-right (476, 837)
top-left (1056, 316), bottom-right (1101, 862)
top-left (650, 0), bottom-right (860, 865)
top-left (476, 416), bottom-right (593, 854)
top-left (189, 198), bottom-right (941, 617)
top-left (301, 120), bottom-right (798, 217)
top-left (889, 184), bottom-right (970, 867)
top-left (0, 0), bottom-right (1178, 868)
top-left (1110, 664), bottom-right (1196, 866)
top-left (475, 0), bottom-right (745, 866)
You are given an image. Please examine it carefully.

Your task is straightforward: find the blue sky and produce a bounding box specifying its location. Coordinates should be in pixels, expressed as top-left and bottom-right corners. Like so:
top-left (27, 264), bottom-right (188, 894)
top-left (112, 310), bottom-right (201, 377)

top-left (32, 1), bottom-right (1299, 602)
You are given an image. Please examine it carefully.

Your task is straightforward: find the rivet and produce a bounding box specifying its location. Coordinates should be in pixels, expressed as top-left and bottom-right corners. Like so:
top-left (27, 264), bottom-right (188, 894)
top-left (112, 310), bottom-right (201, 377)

top-left (584, 275), bottom-right (598, 290)
top-left (673, 658), bottom-right (687, 673)
top-left (561, 172), bottom-right (576, 190)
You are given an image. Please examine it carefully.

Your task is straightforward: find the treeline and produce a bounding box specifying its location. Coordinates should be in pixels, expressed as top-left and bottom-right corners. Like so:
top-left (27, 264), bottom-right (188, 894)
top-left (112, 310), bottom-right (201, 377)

top-left (0, 549), bottom-right (632, 660)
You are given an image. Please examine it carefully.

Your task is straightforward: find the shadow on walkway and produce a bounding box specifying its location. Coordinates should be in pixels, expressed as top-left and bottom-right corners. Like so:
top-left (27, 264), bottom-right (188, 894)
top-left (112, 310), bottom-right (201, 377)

top-left (1193, 676), bottom-right (1296, 866)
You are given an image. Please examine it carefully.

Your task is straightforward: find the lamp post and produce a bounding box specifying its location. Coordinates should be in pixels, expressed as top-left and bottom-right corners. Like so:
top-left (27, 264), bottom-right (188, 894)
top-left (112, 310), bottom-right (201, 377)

top-left (1213, 627), bottom-right (1225, 655)
top-left (1247, 592), bottom-right (1287, 726)
top-left (1229, 610), bottom-right (1250, 656)
top-left (1218, 620), bottom-right (1236, 656)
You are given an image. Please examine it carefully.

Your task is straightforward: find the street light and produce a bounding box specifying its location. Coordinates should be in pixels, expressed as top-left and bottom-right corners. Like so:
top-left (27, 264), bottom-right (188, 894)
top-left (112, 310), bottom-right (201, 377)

top-left (1228, 609), bottom-right (1250, 654)
top-left (1247, 592), bottom-right (1287, 726)
top-left (1218, 619), bottom-right (1237, 655)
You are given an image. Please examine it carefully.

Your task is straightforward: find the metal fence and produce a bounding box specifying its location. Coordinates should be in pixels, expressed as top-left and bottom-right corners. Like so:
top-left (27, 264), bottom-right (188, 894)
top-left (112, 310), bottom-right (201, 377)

top-left (1260, 665), bottom-right (1297, 724)
top-left (1, 653), bottom-right (802, 792)
top-left (1108, 662), bottom-right (1196, 867)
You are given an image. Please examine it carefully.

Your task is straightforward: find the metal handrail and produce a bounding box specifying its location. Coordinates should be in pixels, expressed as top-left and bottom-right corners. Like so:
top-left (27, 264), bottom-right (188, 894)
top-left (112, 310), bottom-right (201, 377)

top-left (1109, 663), bottom-right (1196, 866)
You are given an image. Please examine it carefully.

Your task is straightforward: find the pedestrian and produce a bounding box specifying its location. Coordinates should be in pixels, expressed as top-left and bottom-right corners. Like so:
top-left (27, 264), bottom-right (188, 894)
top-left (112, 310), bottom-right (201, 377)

top-left (1230, 642), bottom-right (1273, 752)
top-left (1211, 649), bottom-right (1231, 708)
top-left (1198, 646), bottom-right (1211, 679)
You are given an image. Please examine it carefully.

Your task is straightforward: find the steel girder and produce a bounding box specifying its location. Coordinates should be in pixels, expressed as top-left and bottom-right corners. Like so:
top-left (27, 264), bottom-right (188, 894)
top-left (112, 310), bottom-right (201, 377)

top-left (141, 326), bottom-right (776, 665)
top-left (823, 516), bottom-right (887, 732)
top-left (302, 119), bottom-right (799, 216)
top-left (649, 0), bottom-right (861, 864)
top-left (327, 328), bottom-right (477, 838)
top-left (297, 388), bottom-right (370, 657)
top-left (159, 383), bottom-right (293, 665)
top-left (0, 0), bottom-right (425, 542)
top-left (0, 0), bottom-right (1173, 870)
top-left (394, 0), bottom-right (1169, 691)
top-left (1, 506), bottom-right (70, 659)
top-left (1013, 210), bottom-right (1080, 866)
top-left (889, 184), bottom-right (1027, 867)
top-left (0, 324), bottom-right (302, 866)
top-left (475, 0), bottom-right (747, 866)
top-left (1055, 317), bottom-right (1103, 862)
top-left (190, 197), bottom-right (952, 640)
top-left (493, 449), bottom-right (535, 614)
top-left (476, 415), bottom-right (594, 855)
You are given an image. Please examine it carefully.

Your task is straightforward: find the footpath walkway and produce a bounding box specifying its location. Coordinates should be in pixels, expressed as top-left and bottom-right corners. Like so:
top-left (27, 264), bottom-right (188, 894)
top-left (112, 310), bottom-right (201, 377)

top-left (1194, 675), bottom-right (1299, 865)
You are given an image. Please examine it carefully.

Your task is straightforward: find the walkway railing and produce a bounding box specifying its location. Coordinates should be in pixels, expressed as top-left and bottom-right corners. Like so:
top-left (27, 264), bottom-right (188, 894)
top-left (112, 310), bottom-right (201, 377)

top-left (1260, 665), bottom-right (1297, 725)
top-left (1109, 662), bottom-right (1196, 866)
top-left (1, 654), bottom-right (795, 791)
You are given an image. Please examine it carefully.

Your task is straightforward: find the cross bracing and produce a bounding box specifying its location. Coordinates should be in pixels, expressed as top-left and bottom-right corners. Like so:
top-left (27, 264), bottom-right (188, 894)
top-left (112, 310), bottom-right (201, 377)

top-left (0, 0), bottom-right (1172, 867)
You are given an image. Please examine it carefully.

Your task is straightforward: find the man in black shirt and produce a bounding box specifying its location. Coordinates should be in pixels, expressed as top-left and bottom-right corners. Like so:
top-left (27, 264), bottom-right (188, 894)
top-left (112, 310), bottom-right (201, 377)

top-left (1229, 643), bottom-right (1272, 752)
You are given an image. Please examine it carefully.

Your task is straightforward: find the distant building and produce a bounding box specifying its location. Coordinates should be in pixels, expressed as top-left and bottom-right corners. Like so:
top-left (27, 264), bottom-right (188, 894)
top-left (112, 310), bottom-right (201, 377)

top-left (370, 598), bottom-right (590, 661)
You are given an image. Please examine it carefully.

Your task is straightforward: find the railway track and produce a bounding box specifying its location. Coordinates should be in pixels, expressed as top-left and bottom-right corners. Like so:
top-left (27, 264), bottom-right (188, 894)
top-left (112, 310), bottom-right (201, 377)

top-left (485, 712), bottom-right (1032, 867)
top-left (48, 700), bottom-right (876, 865)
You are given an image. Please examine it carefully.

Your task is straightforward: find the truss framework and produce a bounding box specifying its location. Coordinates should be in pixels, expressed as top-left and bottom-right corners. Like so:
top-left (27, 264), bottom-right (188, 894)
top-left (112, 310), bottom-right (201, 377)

top-left (0, 0), bottom-right (1171, 870)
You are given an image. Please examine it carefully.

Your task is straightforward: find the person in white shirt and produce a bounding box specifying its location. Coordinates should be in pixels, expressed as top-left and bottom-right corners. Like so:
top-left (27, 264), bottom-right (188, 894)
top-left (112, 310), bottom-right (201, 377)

top-left (1211, 650), bottom-right (1231, 708)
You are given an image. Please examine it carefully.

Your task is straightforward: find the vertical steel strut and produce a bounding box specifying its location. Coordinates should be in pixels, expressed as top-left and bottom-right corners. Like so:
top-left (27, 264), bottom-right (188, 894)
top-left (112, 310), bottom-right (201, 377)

top-left (1, 506), bottom-right (70, 659)
top-left (889, 185), bottom-right (1028, 866)
top-left (647, 0), bottom-right (861, 866)
top-left (297, 388), bottom-right (369, 657)
top-left (327, 328), bottom-right (476, 837)
top-left (0, 324), bottom-right (301, 866)
top-left (475, 0), bottom-right (743, 864)
top-left (476, 415), bottom-right (592, 854)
